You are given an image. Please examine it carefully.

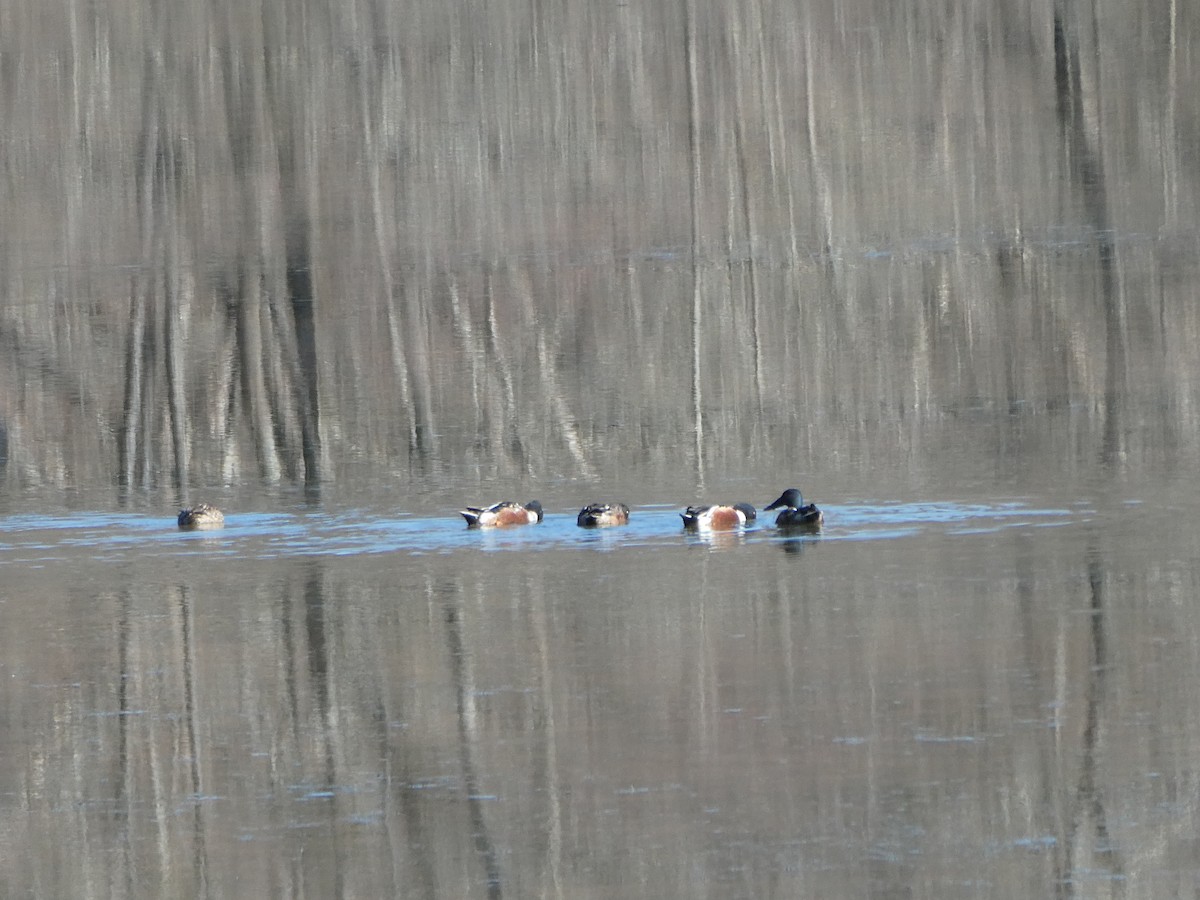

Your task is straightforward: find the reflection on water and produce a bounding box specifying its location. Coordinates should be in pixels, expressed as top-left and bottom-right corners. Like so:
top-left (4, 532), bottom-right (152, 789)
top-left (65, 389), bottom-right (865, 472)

top-left (2, 497), bottom-right (1190, 896)
top-left (2, 0), bottom-right (1198, 501)
top-left (0, 499), bottom-right (1083, 563)
top-left (3, 0), bottom-right (1200, 894)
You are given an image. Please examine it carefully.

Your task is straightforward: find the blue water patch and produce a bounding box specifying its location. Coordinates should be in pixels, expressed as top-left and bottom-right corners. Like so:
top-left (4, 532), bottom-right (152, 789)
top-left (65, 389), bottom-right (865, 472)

top-left (1012, 835), bottom-right (1057, 849)
top-left (913, 732), bottom-right (982, 744)
top-left (0, 499), bottom-right (1087, 565)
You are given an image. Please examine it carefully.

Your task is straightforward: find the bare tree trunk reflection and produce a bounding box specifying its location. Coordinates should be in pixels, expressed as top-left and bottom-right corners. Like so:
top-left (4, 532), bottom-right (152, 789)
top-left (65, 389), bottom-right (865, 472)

top-left (119, 284), bottom-right (149, 492)
top-left (513, 266), bottom-right (593, 477)
top-left (1013, 534), bottom-right (1077, 897)
top-left (164, 164), bottom-right (191, 496)
top-left (1053, 8), bottom-right (1125, 467)
top-left (360, 57), bottom-right (434, 467)
top-left (217, 282), bottom-right (243, 484)
top-left (684, 0), bottom-right (706, 489)
top-left (1049, 15), bottom-right (1129, 891)
top-left (447, 276), bottom-right (489, 437)
top-left (304, 567), bottom-right (336, 787)
top-left (728, 17), bottom-right (766, 423)
top-left (1058, 543), bottom-right (1126, 897)
top-left (802, 15), bottom-right (836, 280)
top-left (120, 43), bottom-right (162, 495)
top-left (1080, 546), bottom-right (1125, 889)
top-left (528, 585), bottom-right (564, 897)
top-left (1097, 252), bottom-right (1125, 468)
top-left (483, 267), bottom-right (528, 473)
top-left (286, 242), bottom-right (322, 495)
top-left (164, 267), bottom-right (190, 495)
top-left (302, 564), bottom-right (346, 897)
top-left (114, 590), bottom-right (135, 896)
top-left (174, 585), bottom-right (211, 896)
top-left (382, 582), bottom-right (439, 897)
top-left (236, 274), bottom-right (283, 481)
top-left (733, 119), bottom-right (767, 426)
top-left (270, 24), bottom-right (323, 492)
top-left (442, 589), bottom-right (504, 898)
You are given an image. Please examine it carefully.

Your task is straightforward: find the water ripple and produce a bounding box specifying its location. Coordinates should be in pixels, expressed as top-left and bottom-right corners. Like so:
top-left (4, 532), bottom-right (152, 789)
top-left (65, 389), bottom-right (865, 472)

top-left (0, 499), bottom-right (1090, 566)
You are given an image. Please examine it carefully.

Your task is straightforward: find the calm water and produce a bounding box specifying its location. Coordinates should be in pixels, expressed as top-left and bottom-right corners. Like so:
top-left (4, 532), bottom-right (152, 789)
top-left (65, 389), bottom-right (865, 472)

top-left (4, 0), bottom-right (1200, 896)
top-left (4, 481), bottom-right (1199, 896)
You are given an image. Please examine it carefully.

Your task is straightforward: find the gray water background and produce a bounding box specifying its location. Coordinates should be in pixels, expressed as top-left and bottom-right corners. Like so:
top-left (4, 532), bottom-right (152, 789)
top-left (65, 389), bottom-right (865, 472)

top-left (2, 1), bottom-right (1199, 896)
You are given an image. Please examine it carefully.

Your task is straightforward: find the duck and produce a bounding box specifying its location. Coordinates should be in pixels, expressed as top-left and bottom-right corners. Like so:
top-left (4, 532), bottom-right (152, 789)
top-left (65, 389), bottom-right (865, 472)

top-left (681, 502), bottom-right (756, 530)
top-left (460, 500), bottom-right (544, 527)
top-left (577, 502), bottom-right (630, 527)
top-left (764, 488), bottom-right (823, 530)
top-left (177, 502), bottom-right (225, 529)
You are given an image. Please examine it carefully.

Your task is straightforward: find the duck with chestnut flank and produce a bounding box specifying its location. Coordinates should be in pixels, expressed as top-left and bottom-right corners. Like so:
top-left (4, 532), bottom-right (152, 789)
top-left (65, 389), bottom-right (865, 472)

top-left (680, 502), bottom-right (756, 531)
top-left (460, 500), bottom-right (544, 527)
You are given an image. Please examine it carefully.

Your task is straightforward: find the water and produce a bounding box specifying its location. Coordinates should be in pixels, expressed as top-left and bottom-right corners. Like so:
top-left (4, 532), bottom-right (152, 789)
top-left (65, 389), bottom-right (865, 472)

top-left (3, 488), bottom-right (1193, 896)
top-left (0, 498), bottom-right (1083, 562)
top-left (4, 0), bottom-right (1200, 895)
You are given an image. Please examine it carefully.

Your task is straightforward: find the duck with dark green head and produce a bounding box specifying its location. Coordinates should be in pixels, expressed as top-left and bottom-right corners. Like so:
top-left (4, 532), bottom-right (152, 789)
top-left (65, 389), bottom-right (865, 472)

top-left (765, 488), bottom-right (823, 530)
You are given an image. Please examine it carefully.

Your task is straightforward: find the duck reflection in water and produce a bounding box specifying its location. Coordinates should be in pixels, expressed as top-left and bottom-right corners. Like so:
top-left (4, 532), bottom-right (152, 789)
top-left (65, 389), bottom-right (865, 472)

top-left (680, 502), bottom-right (756, 531)
top-left (177, 503), bottom-right (224, 529)
top-left (576, 502), bottom-right (630, 527)
top-left (686, 527), bottom-right (751, 550)
top-left (460, 500), bottom-right (544, 527)
top-left (765, 488), bottom-right (823, 531)
top-left (779, 535), bottom-right (812, 555)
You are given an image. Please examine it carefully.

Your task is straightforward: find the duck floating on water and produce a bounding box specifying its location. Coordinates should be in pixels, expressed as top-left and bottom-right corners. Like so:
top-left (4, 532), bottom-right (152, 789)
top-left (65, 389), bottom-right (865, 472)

top-left (177, 503), bottom-right (225, 529)
top-left (577, 502), bottom-right (630, 527)
top-left (681, 502), bottom-right (756, 530)
top-left (461, 500), bottom-right (544, 527)
top-left (765, 488), bottom-right (823, 530)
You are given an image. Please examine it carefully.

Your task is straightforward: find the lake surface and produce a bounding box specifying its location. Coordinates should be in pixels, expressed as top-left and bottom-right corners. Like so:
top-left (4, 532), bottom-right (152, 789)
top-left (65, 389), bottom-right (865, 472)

top-left (3, 0), bottom-right (1200, 896)
top-left (4, 480), bottom-right (1199, 897)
